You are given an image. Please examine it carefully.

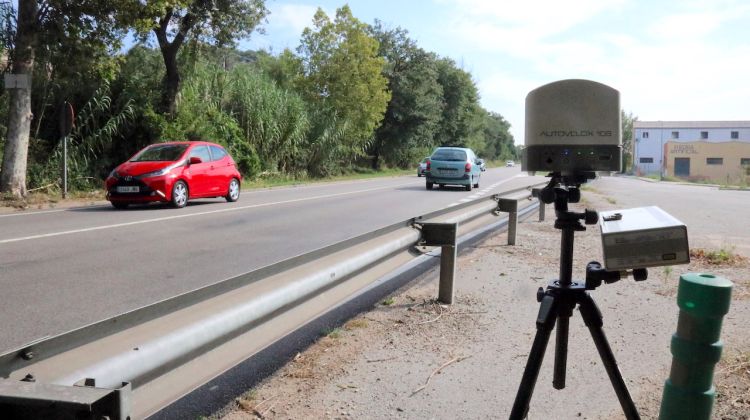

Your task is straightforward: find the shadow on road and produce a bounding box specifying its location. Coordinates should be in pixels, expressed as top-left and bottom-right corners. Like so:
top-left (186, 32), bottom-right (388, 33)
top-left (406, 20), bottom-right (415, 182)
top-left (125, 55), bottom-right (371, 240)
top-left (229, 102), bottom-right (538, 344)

top-left (395, 184), bottom-right (473, 193)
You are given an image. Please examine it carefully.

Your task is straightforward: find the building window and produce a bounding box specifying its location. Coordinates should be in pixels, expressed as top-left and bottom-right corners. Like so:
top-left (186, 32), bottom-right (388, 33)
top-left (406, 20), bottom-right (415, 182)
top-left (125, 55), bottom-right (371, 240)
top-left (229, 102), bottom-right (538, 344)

top-left (741, 158), bottom-right (750, 166)
top-left (731, 131), bottom-right (739, 139)
top-left (671, 131), bottom-right (679, 139)
top-left (700, 131), bottom-right (708, 139)
top-left (706, 158), bottom-right (723, 165)
top-left (639, 157), bottom-right (654, 163)
top-left (642, 132), bottom-right (649, 139)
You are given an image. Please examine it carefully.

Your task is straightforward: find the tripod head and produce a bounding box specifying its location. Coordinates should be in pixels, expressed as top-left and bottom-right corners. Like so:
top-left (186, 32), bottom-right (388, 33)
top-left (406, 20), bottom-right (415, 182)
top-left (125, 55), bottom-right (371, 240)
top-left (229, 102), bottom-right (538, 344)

top-left (534, 172), bottom-right (598, 232)
top-left (585, 261), bottom-right (648, 290)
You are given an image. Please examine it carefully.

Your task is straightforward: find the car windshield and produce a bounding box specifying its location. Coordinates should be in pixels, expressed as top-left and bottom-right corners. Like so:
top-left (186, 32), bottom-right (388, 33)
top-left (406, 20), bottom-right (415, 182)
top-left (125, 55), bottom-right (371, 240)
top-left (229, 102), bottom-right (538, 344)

top-left (130, 144), bottom-right (189, 162)
top-left (431, 149), bottom-right (467, 161)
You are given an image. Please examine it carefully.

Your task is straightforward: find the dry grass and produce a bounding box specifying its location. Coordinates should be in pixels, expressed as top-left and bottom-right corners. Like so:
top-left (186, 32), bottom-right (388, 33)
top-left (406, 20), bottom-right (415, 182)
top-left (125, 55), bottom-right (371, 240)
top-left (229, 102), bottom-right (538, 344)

top-left (323, 327), bottom-right (343, 339)
top-left (344, 319), bottom-right (369, 330)
top-left (690, 247), bottom-right (748, 266)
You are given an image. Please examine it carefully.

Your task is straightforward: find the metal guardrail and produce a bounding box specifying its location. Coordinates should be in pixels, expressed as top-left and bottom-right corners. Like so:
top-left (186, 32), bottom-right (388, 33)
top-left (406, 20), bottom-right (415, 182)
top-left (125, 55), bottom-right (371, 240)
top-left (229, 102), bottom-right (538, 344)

top-left (0, 181), bottom-right (546, 419)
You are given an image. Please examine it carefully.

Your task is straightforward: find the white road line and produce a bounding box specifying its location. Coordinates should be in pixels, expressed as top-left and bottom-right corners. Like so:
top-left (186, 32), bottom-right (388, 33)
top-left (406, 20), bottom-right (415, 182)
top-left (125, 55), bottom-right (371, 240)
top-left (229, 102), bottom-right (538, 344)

top-left (444, 173), bottom-right (528, 209)
top-left (0, 182), bottom-right (414, 245)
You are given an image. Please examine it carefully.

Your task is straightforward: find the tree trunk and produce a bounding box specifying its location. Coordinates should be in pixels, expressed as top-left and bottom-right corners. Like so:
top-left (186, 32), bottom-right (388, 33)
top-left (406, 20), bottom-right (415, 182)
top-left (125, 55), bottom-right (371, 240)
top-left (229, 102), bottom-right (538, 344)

top-left (154, 9), bottom-right (193, 117)
top-left (371, 151), bottom-right (380, 170)
top-left (1, 0), bottom-right (38, 199)
top-left (160, 45), bottom-right (180, 116)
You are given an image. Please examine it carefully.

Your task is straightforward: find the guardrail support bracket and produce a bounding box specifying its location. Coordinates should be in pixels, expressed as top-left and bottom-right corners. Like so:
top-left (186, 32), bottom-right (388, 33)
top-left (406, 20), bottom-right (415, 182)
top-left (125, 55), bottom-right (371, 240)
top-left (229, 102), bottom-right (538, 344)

top-left (0, 379), bottom-right (131, 420)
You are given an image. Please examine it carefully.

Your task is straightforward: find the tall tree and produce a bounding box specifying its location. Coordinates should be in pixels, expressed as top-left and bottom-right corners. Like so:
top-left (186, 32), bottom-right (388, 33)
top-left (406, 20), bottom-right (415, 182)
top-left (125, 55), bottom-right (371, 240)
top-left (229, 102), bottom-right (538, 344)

top-left (1, 0), bottom-right (122, 198)
top-left (434, 58), bottom-right (482, 148)
top-left (0, 0), bottom-right (36, 198)
top-left (297, 5), bottom-right (390, 171)
top-left (125, 0), bottom-right (268, 115)
top-left (481, 111), bottom-right (515, 160)
top-left (621, 110), bottom-right (637, 172)
top-left (368, 22), bottom-right (443, 169)
top-left (255, 48), bottom-right (303, 92)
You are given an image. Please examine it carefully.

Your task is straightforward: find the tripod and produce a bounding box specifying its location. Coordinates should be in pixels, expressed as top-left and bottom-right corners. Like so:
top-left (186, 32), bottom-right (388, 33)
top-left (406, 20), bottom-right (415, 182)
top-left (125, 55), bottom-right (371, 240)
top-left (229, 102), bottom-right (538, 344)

top-left (509, 173), bottom-right (644, 420)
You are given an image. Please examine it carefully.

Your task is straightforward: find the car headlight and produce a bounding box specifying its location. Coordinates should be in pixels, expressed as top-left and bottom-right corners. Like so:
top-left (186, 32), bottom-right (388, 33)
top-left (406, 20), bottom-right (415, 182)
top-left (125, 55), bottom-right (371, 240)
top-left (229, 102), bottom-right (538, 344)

top-left (138, 168), bottom-right (170, 178)
top-left (109, 169), bottom-right (120, 179)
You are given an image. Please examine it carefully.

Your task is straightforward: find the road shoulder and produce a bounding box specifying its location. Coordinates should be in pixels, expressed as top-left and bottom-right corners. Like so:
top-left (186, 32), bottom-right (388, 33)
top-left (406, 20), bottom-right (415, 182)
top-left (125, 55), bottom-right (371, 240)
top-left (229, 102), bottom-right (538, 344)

top-left (216, 178), bottom-right (750, 419)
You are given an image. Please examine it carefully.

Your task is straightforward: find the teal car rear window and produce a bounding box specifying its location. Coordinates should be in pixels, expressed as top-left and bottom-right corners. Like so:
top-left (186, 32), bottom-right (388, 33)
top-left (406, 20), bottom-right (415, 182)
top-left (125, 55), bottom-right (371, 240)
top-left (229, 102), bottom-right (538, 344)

top-left (431, 150), bottom-right (467, 161)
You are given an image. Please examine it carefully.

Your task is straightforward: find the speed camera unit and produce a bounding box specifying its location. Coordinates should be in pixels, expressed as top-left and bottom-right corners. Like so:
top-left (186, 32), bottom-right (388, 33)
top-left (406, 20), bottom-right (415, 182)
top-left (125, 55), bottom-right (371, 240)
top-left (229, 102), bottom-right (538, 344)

top-left (599, 206), bottom-right (689, 271)
top-left (523, 79), bottom-right (622, 174)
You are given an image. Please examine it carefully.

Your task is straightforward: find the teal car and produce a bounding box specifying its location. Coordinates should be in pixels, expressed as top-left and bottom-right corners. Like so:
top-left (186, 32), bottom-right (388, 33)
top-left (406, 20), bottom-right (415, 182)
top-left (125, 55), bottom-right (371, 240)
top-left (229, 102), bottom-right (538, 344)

top-left (425, 147), bottom-right (483, 191)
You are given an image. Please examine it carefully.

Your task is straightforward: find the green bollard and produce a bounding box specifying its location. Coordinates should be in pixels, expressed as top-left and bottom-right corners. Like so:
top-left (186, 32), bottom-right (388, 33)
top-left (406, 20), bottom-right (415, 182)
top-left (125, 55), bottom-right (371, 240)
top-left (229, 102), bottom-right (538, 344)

top-left (659, 273), bottom-right (733, 420)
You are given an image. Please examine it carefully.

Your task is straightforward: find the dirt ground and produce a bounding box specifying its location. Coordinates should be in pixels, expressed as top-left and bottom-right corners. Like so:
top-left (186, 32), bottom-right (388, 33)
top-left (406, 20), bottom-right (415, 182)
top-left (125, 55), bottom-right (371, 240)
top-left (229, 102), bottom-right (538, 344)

top-left (215, 179), bottom-right (750, 420)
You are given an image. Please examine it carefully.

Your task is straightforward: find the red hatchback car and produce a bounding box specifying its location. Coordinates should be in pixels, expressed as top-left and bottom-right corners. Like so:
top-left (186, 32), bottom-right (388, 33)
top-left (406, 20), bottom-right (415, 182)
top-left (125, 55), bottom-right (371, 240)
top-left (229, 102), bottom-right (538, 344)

top-left (105, 141), bottom-right (241, 209)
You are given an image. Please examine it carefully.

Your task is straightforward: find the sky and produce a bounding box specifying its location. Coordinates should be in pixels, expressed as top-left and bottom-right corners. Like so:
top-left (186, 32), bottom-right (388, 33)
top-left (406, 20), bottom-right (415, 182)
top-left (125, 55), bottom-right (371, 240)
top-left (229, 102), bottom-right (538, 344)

top-left (239, 0), bottom-right (750, 144)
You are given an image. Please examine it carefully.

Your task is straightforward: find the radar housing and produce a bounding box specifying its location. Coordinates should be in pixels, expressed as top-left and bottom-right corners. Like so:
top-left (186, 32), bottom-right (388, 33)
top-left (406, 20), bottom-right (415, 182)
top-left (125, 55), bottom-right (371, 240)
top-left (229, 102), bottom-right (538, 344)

top-left (522, 79), bottom-right (622, 175)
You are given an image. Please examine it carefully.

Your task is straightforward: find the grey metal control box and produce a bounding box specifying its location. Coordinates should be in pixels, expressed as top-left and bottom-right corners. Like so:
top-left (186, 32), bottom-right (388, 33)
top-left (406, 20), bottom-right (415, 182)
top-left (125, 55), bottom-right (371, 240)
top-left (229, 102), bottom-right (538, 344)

top-left (599, 206), bottom-right (689, 270)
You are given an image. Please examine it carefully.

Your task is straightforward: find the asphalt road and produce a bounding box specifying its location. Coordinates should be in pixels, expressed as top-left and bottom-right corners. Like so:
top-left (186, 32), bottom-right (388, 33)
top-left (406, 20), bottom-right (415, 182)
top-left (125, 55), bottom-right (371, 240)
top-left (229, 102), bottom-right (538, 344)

top-left (0, 166), bottom-right (536, 352)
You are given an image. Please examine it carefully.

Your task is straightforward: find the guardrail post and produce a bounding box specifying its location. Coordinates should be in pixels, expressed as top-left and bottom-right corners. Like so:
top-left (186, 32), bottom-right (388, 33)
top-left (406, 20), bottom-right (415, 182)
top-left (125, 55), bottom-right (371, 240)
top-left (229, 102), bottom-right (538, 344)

top-left (439, 244), bottom-right (457, 304)
top-left (416, 222), bottom-right (458, 304)
top-left (508, 211), bottom-right (518, 245)
top-left (497, 198), bottom-right (520, 245)
top-left (531, 188), bottom-right (545, 222)
top-left (538, 198), bottom-right (545, 222)
top-left (659, 273), bottom-right (733, 420)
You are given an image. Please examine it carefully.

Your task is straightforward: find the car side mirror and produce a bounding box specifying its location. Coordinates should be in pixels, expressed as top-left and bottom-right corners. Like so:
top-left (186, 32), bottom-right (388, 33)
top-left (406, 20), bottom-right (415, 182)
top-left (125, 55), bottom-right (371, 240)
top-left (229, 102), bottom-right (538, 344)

top-left (189, 156), bottom-right (202, 165)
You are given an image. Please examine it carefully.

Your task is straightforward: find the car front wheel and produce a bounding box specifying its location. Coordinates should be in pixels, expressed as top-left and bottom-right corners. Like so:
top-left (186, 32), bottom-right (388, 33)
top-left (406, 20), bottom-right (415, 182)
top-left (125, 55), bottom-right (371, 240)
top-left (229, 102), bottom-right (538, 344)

top-left (111, 202), bottom-right (129, 209)
top-left (426, 181), bottom-right (433, 190)
top-left (171, 181), bottom-right (188, 208)
top-left (226, 178), bottom-right (240, 202)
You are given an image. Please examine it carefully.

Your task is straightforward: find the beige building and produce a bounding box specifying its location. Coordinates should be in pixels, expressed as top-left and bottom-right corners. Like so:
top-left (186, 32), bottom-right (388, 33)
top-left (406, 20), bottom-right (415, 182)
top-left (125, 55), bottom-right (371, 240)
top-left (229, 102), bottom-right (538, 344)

top-left (633, 121), bottom-right (750, 185)
top-left (664, 141), bottom-right (750, 184)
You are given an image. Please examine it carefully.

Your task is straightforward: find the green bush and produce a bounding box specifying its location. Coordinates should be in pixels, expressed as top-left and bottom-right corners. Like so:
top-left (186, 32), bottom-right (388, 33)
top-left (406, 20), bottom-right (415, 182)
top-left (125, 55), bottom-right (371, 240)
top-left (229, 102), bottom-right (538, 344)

top-left (229, 141), bottom-right (262, 178)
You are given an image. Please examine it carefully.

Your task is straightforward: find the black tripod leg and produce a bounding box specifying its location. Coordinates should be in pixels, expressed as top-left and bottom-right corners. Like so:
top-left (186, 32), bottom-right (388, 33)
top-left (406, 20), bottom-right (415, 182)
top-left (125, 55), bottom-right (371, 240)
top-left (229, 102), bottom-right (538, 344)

top-left (578, 293), bottom-right (641, 420)
top-left (552, 314), bottom-right (569, 389)
top-left (510, 293), bottom-right (558, 420)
